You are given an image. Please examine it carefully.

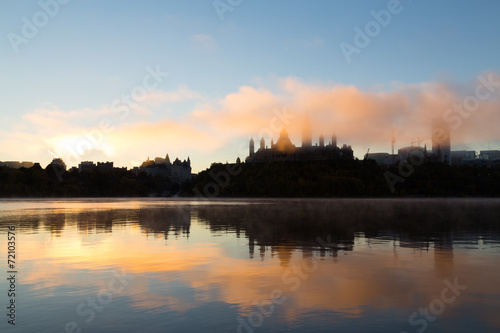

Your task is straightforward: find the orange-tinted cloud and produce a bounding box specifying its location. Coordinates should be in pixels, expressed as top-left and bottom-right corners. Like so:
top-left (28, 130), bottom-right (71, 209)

top-left (190, 73), bottom-right (500, 155)
top-left (2, 73), bottom-right (500, 171)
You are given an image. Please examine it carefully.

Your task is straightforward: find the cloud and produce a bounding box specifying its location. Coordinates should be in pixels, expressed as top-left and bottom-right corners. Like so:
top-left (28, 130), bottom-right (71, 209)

top-left (190, 86), bottom-right (284, 137)
top-left (191, 33), bottom-right (217, 51)
top-left (189, 73), bottom-right (500, 153)
top-left (2, 72), bottom-right (500, 171)
top-left (42, 120), bottom-right (223, 169)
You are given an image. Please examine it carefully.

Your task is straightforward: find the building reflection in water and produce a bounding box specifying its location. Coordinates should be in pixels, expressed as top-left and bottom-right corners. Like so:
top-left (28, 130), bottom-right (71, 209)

top-left (4, 199), bottom-right (500, 259)
top-left (1, 199), bottom-right (500, 332)
top-left (194, 199), bottom-right (500, 266)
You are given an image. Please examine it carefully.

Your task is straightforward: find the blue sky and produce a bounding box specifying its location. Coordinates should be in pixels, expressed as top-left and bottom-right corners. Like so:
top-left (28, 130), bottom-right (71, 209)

top-left (1, 0), bottom-right (500, 172)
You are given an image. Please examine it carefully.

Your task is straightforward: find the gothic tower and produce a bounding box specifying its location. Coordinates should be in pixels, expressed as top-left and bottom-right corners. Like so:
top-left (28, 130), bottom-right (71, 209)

top-left (302, 112), bottom-right (312, 147)
top-left (432, 118), bottom-right (451, 165)
top-left (249, 138), bottom-right (255, 157)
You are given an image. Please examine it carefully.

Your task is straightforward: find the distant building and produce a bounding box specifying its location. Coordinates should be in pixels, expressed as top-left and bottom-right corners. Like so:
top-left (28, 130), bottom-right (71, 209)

top-left (171, 158), bottom-right (192, 184)
top-left (398, 146), bottom-right (426, 163)
top-left (302, 112), bottom-right (312, 148)
top-left (136, 154), bottom-right (192, 184)
top-left (366, 153), bottom-right (397, 165)
top-left (50, 158), bottom-right (66, 171)
top-left (246, 113), bottom-right (353, 163)
top-left (97, 162), bottom-right (113, 171)
top-left (431, 118), bottom-right (451, 165)
top-left (479, 150), bottom-right (500, 160)
top-left (451, 151), bottom-right (476, 166)
top-left (0, 161), bottom-right (34, 169)
top-left (78, 161), bottom-right (96, 172)
top-left (77, 161), bottom-right (114, 172)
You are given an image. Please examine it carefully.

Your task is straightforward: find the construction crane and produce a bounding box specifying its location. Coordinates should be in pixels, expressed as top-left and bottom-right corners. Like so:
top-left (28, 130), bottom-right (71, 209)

top-left (364, 148), bottom-right (370, 160)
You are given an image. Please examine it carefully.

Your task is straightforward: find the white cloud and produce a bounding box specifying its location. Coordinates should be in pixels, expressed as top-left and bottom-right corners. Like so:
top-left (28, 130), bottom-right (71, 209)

top-left (2, 73), bottom-right (500, 170)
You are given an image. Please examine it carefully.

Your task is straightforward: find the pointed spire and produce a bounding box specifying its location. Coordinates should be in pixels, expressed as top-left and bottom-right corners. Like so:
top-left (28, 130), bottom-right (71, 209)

top-left (165, 153), bottom-right (170, 163)
top-left (302, 111), bottom-right (311, 147)
top-left (331, 134), bottom-right (337, 148)
top-left (249, 138), bottom-right (255, 156)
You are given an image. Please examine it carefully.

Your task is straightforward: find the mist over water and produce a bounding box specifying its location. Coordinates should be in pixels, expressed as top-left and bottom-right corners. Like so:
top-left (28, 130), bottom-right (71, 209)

top-left (1, 198), bottom-right (499, 332)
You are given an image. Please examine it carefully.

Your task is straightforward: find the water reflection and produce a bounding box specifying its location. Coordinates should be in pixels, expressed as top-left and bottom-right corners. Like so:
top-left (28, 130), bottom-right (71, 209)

top-left (0, 199), bottom-right (499, 333)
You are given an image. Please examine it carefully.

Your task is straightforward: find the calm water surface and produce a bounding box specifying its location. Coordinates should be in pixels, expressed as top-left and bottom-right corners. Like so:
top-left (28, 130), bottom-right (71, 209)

top-left (0, 198), bottom-right (499, 333)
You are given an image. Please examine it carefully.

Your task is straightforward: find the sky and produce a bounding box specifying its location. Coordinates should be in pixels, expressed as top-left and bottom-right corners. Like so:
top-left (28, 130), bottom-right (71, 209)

top-left (1, 0), bottom-right (500, 172)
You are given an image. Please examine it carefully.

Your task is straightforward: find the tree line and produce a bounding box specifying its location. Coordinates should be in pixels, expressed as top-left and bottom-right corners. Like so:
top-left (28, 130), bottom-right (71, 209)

top-left (2, 159), bottom-right (500, 198)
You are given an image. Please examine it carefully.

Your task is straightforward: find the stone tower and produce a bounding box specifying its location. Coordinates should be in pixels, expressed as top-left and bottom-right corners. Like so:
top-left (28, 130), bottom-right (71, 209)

top-left (302, 112), bottom-right (312, 148)
top-left (249, 138), bottom-right (255, 157)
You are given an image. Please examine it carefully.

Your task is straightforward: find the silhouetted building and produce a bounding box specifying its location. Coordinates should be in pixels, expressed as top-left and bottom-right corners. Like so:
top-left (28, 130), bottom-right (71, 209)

top-left (78, 161), bottom-right (96, 172)
top-left (302, 112), bottom-right (312, 148)
top-left (246, 114), bottom-right (353, 163)
top-left (451, 150), bottom-right (475, 166)
top-left (78, 161), bottom-right (114, 172)
top-left (479, 150), bottom-right (500, 160)
top-left (432, 118), bottom-right (451, 165)
top-left (137, 154), bottom-right (192, 184)
top-left (398, 146), bottom-right (425, 163)
top-left (97, 162), bottom-right (113, 171)
top-left (366, 152), bottom-right (397, 165)
top-left (50, 158), bottom-right (66, 171)
top-left (0, 161), bottom-right (34, 169)
top-left (249, 138), bottom-right (255, 157)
